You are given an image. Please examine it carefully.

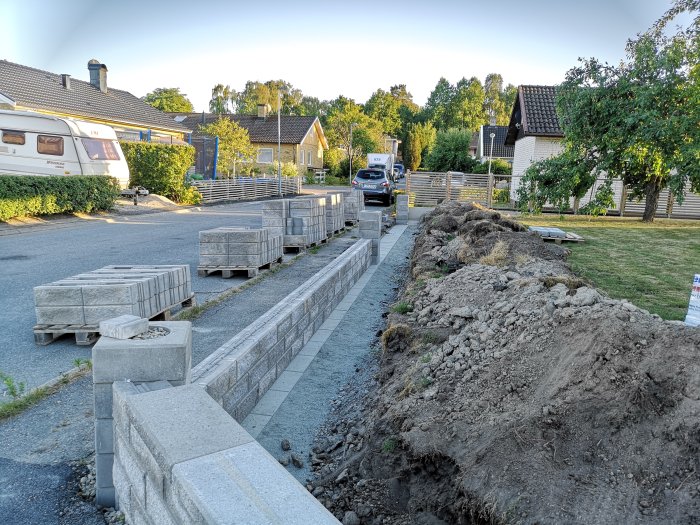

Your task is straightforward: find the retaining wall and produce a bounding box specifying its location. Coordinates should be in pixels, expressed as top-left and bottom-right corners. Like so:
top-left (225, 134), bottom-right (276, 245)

top-left (191, 238), bottom-right (372, 421)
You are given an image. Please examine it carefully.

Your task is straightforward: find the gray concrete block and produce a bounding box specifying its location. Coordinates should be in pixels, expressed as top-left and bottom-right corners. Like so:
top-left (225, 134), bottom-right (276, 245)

top-left (33, 285), bottom-right (84, 306)
top-left (112, 460), bottom-right (131, 515)
top-left (93, 382), bottom-right (114, 419)
top-left (35, 305), bottom-right (85, 325)
top-left (114, 436), bottom-right (146, 508)
top-left (131, 426), bottom-right (165, 495)
top-left (199, 229), bottom-right (228, 243)
top-left (228, 243), bottom-right (263, 256)
top-left (96, 452), bottom-right (114, 488)
top-left (199, 255), bottom-right (228, 267)
top-left (96, 486), bottom-right (116, 509)
top-left (199, 242), bottom-right (228, 255)
top-left (227, 254), bottom-right (262, 267)
top-left (172, 442), bottom-right (340, 524)
top-left (144, 474), bottom-right (178, 525)
top-left (99, 315), bottom-right (149, 339)
top-left (81, 283), bottom-right (140, 306)
top-left (92, 321), bottom-right (192, 384)
top-left (257, 367), bottom-right (277, 395)
top-left (124, 385), bottom-right (254, 473)
top-left (247, 356), bottom-right (272, 390)
top-left (227, 230), bottom-right (264, 243)
top-left (234, 388), bottom-right (259, 421)
top-left (84, 305), bottom-right (142, 327)
top-left (95, 418), bottom-right (114, 454)
top-left (221, 378), bottom-right (249, 416)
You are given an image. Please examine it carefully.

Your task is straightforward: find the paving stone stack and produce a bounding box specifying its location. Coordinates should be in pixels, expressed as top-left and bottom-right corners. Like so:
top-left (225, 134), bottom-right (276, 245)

top-left (33, 265), bottom-right (192, 326)
top-left (325, 192), bottom-right (345, 235)
top-left (396, 194), bottom-right (409, 224)
top-left (262, 197), bottom-right (327, 248)
top-left (359, 210), bottom-right (383, 264)
top-left (339, 189), bottom-right (365, 223)
top-left (199, 227), bottom-right (283, 269)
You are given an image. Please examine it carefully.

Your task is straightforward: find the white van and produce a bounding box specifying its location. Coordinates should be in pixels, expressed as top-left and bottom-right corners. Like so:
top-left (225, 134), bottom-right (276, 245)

top-left (0, 110), bottom-right (130, 188)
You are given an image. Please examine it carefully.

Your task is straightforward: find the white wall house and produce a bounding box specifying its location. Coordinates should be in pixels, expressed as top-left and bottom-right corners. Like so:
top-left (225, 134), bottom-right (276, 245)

top-left (504, 86), bottom-right (565, 200)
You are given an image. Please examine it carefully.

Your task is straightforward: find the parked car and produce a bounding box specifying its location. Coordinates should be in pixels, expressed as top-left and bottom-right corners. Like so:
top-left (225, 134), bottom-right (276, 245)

top-left (394, 163), bottom-right (405, 179)
top-left (352, 168), bottom-right (395, 205)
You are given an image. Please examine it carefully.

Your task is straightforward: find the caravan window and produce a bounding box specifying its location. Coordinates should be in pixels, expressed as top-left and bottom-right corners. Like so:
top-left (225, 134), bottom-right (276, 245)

top-left (37, 135), bottom-right (64, 156)
top-left (1, 130), bottom-right (25, 145)
top-left (81, 138), bottom-right (120, 160)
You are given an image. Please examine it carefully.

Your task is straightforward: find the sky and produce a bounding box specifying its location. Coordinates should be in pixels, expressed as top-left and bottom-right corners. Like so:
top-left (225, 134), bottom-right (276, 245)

top-left (0, 0), bottom-right (690, 112)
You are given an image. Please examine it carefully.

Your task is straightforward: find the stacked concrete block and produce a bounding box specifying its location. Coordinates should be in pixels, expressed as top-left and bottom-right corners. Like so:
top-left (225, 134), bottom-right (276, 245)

top-left (34, 265), bottom-right (192, 327)
top-left (191, 239), bottom-right (372, 422)
top-left (92, 320), bottom-right (192, 507)
top-left (111, 383), bottom-right (338, 524)
top-left (339, 189), bottom-right (365, 223)
top-left (325, 193), bottom-right (345, 235)
top-left (359, 210), bottom-right (383, 264)
top-left (396, 194), bottom-right (409, 224)
top-left (199, 227), bottom-right (283, 269)
top-left (262, 197), bottom-right (327, 248)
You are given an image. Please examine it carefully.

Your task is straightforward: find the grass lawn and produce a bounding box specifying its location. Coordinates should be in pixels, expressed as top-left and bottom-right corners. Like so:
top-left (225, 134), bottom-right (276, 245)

top-left (518, 214), bottom-right (700, 321)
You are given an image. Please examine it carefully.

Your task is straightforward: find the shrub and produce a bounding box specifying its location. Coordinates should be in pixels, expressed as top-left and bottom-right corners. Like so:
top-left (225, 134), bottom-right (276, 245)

top-left (120, 142), bottom-right (197, 203)
top-left (425, 129), bottom-right (478, 172)
top-left (0, 175), bottom-right (120, 221)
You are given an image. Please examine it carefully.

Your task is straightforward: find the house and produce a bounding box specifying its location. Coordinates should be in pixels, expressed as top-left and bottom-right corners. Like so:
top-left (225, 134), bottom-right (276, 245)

top-left (504, 85), bottom-right (564, 199)
top-left (469, 131), bottom-right (479, 157)
top-left (0, 59), bottom-right (190, 143)
top-left (175, 105), bottom-right (328, 177)
top-left (477, 125), bottom-right (514, 164)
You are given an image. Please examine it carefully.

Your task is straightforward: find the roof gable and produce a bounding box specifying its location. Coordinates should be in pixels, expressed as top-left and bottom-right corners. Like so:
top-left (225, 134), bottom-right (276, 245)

top-left (505, 85), bottom-right (563, 145)
top-left (0, 60), bottom-right (190, 133)
top-left (479, 125), bottom-right (514, 158)
top-left (177, 113), bottom-right (327, 148)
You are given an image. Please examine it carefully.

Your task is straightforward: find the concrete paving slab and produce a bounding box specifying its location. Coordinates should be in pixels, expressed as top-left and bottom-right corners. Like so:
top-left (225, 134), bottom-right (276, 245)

top-left (251, 389), bottom-right (288, 416)
top-left (287, 353), bottom-right (316, 373)
top-left (241, 414), bottom-right (271, 439)
top-left (298, 341), bottom-right (323, 357)
top-left (272, 370), bottom-right (303, 392)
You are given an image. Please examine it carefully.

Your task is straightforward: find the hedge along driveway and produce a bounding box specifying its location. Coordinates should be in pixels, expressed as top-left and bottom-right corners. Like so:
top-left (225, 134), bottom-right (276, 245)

top-left (0, 175), bottom-right (120, 221)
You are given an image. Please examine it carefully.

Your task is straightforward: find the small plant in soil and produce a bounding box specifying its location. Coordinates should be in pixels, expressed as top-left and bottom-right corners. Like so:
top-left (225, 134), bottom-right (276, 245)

top-left (73, 358), bottom-right (92, 370)
top-left (420, 353), bottom-right (432, 364)
top-left (0, 371), bottom-right (25, 399)
top-left (421, 331), bottom-right (442, 345)
top-left (382, 437), bottom-right (399, 453)
top-left (308, 246), bottom-right (320, 254)
top-left (419, 376), bottom-right (433, 389)
top-left (391, 302), bottom-right (413, 314)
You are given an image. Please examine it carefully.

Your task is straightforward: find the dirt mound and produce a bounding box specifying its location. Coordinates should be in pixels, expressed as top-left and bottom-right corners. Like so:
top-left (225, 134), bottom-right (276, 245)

top-left (310, 203), bottom-right (700, 524)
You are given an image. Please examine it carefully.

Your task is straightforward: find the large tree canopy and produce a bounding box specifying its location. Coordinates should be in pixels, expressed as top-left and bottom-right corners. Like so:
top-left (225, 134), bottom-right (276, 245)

top-left (199, 117), bottom-right (255, 177)
top-left (143, 88), bottom-right (193, 112)
top-left (556, 0), bottom-right (699, 221)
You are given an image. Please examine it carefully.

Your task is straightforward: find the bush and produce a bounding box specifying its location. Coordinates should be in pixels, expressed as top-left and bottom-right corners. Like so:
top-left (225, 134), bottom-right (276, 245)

top-left (472, 158), bottom-right (512, 175)
top-left (120, 142), bottom-right (197, 203)
top-left (0, 175), bottom-right (120, 221)
top-left (425, 129), bottom-right (478, 172)
top-left (264, 161), bottom-right (303, 178)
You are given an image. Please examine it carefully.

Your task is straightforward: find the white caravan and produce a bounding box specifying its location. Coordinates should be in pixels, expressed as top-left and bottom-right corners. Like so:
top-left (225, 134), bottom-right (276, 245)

top-left (0, 110), bottom-right (130, 187)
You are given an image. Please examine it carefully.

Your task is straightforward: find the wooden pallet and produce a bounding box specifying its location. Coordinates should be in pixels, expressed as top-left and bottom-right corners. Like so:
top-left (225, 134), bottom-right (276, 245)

top-left (33, 295), bottom-right (196, 346)
top-left (344, 219), bottom-right (358, 227)
top-left (197, 257), bottom-right (283, 278)
top-left (541, 232), bottom-right (585, 244)
top-left (283, 239), bottom-right (328, 254)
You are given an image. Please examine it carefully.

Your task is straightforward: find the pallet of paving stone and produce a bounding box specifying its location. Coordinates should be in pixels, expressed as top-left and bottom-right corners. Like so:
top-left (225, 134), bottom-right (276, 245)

top-left (528, 226), bottom-right (584, 244)
top-left (32, 295), bottom-right (196, 346)
top-left (197, 256), bottom-right (283, 279)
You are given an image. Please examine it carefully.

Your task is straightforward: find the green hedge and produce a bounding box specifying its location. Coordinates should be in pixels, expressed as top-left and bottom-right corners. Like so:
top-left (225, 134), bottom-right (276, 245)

top-left (0, 175), bottom-right (121, 221)
top-left (120, 142), bottom-right (197, 203)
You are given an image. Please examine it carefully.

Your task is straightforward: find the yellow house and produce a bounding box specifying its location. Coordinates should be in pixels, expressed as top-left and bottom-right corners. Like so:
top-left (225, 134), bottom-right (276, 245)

top-left (0, 59), bottom-right (190, 142)
top-left (176, 105), bottom-right (328, 176)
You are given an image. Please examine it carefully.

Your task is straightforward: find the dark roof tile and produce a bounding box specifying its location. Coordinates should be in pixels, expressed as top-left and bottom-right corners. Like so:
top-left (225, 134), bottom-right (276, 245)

top-left (0, 60), bottom-right (189, 133)
top-left (505, 85), bottom-right (563, 145)
top-left (480, 125), bottom-right (514, 158)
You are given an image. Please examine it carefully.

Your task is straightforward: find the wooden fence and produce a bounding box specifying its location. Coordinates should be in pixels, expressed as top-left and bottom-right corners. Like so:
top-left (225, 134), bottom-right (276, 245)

top-left (405, 172), bottom-right (700, 219)
top-left (191, 177), bottom-right (302, 204)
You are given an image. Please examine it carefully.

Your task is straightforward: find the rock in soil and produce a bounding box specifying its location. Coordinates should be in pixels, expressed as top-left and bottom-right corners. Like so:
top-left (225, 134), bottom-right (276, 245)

top-left (309, 202), bottom-right (700, 524)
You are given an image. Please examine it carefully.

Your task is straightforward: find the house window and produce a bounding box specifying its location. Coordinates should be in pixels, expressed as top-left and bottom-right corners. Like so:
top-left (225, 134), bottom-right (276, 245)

top-left (300, 149), bottom-right (305, 165)
top-left (1, 130), bottom-right (25, 145)
top-left (81, 138), bottom-right (120, 160)
top-left (37, 135), bottom-right (64, 156)
top-left (307, 151), bottom-right (312, 165)
top-left (257, 148), bottom-right (273, 164)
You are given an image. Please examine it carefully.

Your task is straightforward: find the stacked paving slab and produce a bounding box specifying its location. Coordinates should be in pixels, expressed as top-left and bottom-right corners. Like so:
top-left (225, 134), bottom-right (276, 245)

top-left (325, 193), bottom-right (345, 235)
top-left (198, 227), bottom-right (283, 276)
top-left (33, 265), bottom-right (192, 327)
top-left (396, 194), bottom-right (409, 224)
top-left (262, 198), bottom-right (327, 248)
top-left (338, 189), bottom-right (365, 223)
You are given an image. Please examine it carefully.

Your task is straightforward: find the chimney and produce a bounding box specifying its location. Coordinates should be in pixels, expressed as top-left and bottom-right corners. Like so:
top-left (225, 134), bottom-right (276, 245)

top-left (61, 74), bottom-right (71, 90)
top-left (87, 59), bottom-right (108, 93)
top-left (257, 103), bottom-right (271, 118)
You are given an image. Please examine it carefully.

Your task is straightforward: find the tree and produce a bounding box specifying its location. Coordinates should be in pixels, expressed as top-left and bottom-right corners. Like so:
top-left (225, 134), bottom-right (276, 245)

top-left (556, 0), bottom-right (699, 222)
top-left (483, 74), bottom-right (508, 125)
top-left (425, 128), bottom-right (475, 172)
top-left (324, 98), bottom-right (383, 177)
top-left (209, 84), bottom-right (232, 114)
top-left (449, 77), bottom-right (487, 131)
top-left (143, 88), bottom-right (194, 112)
top-left (404, 122), bottom-right (436, 170)
top-left (199, 117), bottom-right (256, 177)
top-left (499, 84), bottom-right (518, 125)
top-left (423, 77), bottom-right (455, 130)
top-left (364, 89), bottom-right (402, 136)
top-left (232, 80), bottom-right (304, 115)
top-left (300, 96), bottom-right (330, 119)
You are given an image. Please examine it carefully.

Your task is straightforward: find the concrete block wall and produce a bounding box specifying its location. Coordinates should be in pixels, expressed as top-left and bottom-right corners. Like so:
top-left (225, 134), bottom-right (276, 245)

top-left (191, 239), bottom-right (372, 421)
top-left (112, 383), bottom-right (338, 524)
top-left (338, 189), bottom-right (364, 222)
top-left (359, 210), bottom-right (383, 264)
top-left (324, 192), bottom-right (344, 234)
top-left (34, 265), bottom-right (192, 326)
top-left (199, 227), bottom-right (283, 268)
top-left (92, 321), bottom-right (192, 507)
top-left (396, 194), bottom-right (409, 224)
top-left (262, 197), bottom-right (327, 248)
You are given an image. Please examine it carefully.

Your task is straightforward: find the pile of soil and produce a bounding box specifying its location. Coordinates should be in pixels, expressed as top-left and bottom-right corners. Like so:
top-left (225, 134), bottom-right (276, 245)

top-left (310, 201), bottom-right (700, 524)
top-left (111, 194), bottom-right (182, 215)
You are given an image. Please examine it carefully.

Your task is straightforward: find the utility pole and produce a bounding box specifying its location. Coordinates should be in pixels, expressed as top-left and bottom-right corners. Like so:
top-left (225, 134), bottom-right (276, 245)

top-left (277, 92), bottom-right (282, 196)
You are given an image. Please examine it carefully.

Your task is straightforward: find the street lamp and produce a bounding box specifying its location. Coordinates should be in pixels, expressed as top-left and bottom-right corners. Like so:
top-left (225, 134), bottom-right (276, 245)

top-left (487, 132), bottom-right (496, 207)
top-left (348, 122), bottom-right (357, 185)
top-left (277, 92), bottom-right (282, 196)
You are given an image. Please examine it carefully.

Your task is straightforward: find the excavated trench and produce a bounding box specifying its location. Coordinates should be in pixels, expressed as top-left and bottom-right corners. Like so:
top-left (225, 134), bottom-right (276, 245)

top-left (310, 201), bottom-right (700, 525)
